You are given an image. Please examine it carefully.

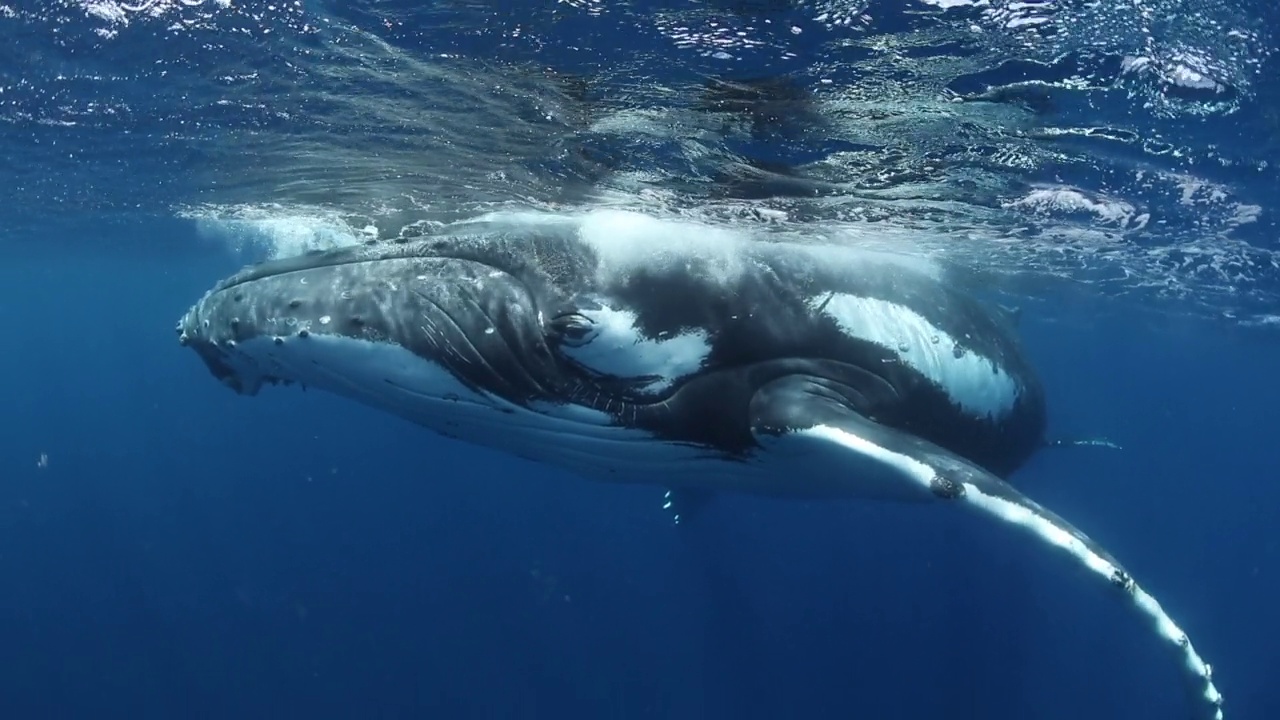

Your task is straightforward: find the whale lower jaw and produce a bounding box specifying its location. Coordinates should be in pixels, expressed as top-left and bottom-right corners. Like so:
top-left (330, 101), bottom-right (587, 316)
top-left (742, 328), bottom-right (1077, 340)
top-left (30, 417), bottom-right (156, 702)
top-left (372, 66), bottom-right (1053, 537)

top-left (224, 332), bottom-right (936, 502)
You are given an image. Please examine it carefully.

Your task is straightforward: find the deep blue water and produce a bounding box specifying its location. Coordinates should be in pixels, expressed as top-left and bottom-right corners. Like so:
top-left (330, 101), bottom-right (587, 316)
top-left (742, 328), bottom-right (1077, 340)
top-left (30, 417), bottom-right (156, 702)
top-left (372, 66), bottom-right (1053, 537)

top-left (4, 2), bottom-right (1279, 719)
top-left (7, 231), bottom-right (1278, 718)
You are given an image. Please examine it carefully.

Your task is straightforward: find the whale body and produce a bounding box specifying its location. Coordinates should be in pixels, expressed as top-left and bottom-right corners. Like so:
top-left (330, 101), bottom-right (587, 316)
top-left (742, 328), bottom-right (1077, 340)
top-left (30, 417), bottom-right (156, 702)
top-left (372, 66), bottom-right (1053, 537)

top-left (177, 210), bottom-right (1222, 720)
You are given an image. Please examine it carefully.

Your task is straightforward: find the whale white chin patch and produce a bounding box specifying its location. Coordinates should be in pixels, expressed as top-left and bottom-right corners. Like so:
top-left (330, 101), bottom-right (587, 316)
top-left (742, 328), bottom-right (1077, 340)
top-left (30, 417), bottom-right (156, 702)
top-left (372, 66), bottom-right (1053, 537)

top-left (816, 294), bottom-right (1019, 419)
top-left (233, 333), bottom-right (496, 417)
top-left (560, 304), bottom-right (711, 395)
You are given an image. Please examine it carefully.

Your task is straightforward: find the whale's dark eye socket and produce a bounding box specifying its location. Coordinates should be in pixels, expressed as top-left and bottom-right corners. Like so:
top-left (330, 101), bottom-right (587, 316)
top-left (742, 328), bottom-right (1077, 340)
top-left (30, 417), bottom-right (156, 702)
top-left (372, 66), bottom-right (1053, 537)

top-left (550, 312), bottom-right (597, 347)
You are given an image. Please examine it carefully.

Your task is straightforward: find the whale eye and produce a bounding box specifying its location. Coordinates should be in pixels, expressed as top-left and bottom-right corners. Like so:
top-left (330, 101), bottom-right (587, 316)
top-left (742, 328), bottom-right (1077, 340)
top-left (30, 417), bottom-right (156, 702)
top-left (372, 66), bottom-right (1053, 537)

top-left (550, 312), bottom-right (598, 347)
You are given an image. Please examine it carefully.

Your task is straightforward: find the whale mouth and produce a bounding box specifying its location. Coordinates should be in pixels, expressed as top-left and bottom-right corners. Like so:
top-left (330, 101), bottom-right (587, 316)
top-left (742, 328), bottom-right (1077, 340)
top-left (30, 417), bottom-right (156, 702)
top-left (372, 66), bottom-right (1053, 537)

top-left (176, 324), bottom-right (273, 396)
top-left (177, 243), bottom-right (558, 404)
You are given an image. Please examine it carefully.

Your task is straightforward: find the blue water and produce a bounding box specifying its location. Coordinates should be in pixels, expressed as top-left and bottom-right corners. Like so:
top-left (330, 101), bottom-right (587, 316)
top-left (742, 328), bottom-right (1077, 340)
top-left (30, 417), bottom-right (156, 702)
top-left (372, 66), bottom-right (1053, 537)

top-left (3, 1), bottom-right (1278, 719)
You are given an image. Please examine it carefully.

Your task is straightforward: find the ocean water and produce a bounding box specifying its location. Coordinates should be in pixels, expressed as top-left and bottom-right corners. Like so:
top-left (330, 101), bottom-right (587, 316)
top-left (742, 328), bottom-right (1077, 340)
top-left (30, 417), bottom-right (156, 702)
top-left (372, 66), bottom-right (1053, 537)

top-left (2, 1), bottom-right (1278, 719)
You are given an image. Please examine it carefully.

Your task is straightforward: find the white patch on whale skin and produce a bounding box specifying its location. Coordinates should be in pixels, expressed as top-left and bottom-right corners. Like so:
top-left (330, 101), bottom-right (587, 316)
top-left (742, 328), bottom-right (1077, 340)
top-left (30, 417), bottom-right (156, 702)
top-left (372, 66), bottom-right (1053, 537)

top-left (816, 293), bottom-right (1019, 419)
top-left (560, 304), bottom-right (711, 394)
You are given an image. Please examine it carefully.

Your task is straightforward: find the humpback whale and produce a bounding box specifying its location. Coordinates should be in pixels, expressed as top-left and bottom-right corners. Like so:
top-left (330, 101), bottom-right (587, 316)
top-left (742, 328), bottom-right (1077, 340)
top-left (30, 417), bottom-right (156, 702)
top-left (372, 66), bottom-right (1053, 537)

top-left (177, 209), bottom-right (1222, 720)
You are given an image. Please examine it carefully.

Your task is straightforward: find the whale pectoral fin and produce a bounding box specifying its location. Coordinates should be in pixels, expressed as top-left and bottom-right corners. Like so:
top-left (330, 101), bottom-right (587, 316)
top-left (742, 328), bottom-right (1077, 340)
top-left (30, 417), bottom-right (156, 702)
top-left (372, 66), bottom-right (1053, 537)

top-left (661, 487), bottom-right (716, 526)
top-left (748, 375), bottom-right (1223, 720)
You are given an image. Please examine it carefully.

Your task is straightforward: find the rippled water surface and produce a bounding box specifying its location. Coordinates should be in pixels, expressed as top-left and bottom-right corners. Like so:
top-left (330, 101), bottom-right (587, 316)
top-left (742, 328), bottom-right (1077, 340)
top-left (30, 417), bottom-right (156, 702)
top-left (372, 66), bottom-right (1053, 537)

top-left (4, 0), bottom-right (1278, 325)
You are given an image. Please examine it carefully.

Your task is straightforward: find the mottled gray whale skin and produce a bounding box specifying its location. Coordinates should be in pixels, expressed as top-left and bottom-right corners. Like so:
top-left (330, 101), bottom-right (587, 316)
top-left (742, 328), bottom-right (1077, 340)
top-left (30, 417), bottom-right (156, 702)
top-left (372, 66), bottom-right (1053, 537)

top-left (179, 212), bottom-right (1045, 482)
top-left (177, 210), bottom-right (1220, 720)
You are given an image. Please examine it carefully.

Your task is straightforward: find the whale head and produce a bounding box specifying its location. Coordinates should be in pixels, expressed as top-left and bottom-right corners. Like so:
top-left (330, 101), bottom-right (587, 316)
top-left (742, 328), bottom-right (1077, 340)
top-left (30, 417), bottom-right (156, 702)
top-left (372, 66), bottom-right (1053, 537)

top-left (176, 234), bottom-right (573, 432)
top-left (177, 214), bottom-right (1050, 481)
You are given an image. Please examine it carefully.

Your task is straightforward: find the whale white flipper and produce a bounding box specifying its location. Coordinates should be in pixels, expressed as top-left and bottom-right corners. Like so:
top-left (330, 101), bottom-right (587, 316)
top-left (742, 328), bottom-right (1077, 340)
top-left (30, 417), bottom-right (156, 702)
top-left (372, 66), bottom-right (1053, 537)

top-left (748, 374), bottom-right (1223, 720)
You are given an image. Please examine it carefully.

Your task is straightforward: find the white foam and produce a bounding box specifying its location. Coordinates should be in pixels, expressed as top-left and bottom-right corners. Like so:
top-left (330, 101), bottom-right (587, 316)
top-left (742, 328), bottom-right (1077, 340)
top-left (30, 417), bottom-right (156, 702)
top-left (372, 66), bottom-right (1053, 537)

top-left (817, 294), bottom-right (1020, 418)
top-left (182, 203), bottom-right (377, 260)
top-left (1005, 187), bottom-right (1139, 227)
top-left (795, 238), bottom-right (945, 281)
top-left (560, 304), bottom-right (711, 394)
top-left (462, 208), bottom-right (945, 292)
top-left (575, 209), bottom-right (750, 286)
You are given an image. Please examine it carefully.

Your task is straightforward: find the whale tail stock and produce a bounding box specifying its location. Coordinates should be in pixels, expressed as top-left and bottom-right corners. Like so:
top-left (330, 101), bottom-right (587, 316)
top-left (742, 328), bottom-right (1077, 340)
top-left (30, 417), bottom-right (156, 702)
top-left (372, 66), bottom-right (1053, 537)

top-left (740, 374), bottom-right (1224, 720)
